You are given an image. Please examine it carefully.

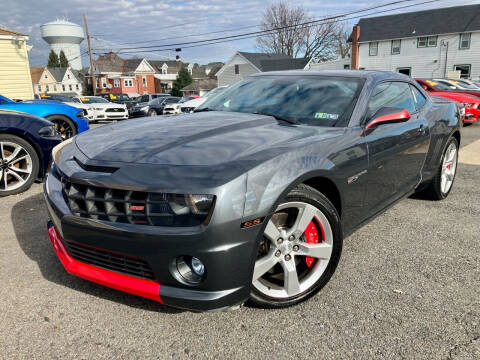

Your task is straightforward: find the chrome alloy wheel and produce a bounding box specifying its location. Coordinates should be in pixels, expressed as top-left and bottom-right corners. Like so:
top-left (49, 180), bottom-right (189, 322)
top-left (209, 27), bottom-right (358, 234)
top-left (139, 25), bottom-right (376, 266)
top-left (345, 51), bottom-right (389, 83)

top-left (0, 141), bottom-right (33, 192)
top-left (441, 142), bottom-right (457, 194)
top-left (253, 202), bottom-right (333, 299)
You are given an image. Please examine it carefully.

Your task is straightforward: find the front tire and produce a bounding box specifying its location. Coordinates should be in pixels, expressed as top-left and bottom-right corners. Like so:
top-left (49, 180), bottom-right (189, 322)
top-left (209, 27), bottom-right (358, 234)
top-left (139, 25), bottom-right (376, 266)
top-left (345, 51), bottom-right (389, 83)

top-left (148, 109), bottom-right (157, 116)
top-left (0, 134), bottom-right (39, 197)
top-left (422, 137), bottom-right (458, 200)
top-left (249, 184), bottom-right (343, 308)
top-left (47, 115), bottom-right (77, 140)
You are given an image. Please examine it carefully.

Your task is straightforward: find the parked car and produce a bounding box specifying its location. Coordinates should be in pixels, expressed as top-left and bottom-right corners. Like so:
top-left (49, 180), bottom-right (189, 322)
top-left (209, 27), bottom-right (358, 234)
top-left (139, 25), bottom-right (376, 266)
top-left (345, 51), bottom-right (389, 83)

top-left (447, 78), bottom-right (480, 90)
top-left (38, 93), bottom-right (96, 123)
top-left (45, 70), bottom-right (460, 311)
top-left (101, 93), bottom-right (136, 111)
top-left (147, 97), bottom-right (181, 116)
top-left (80, 96), bottom-right (128, 122)
top-left (429, 91), bottom-right (480, 125)
top-left (0, 109), bottom-right (62, 196)
top-left (0, 94), bottom-right (89, 139)
top-left (180, 86), bottom-right (228, 113)
top-left (129, 95), bottom-right (176, 117)
top-left (163, 97), bottom-right (195, 115)
top-left (416, 79), bottom-right (480, 98)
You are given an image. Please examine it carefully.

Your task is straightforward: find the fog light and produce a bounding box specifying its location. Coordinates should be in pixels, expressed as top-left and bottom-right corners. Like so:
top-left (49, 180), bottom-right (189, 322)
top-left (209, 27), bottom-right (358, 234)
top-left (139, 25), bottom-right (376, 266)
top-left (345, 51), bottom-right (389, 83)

top-left (174, 256), bottom-right (206, 285)
top-left (191, 257), bottom-right (205, 276)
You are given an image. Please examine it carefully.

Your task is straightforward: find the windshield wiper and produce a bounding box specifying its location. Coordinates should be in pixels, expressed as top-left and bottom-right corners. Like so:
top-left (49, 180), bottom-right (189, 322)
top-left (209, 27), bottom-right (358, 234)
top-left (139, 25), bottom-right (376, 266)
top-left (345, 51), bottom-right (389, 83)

top-left (253, 112), bottom-right (297, 125)
top-left (194, 107), bottom-right (214, 112)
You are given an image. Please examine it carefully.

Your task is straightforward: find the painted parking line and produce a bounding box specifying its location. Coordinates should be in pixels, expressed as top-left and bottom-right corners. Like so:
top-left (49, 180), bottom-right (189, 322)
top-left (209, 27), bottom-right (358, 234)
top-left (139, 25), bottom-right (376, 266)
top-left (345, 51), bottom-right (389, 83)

top-left (459, 139), bottom-right (480, 165)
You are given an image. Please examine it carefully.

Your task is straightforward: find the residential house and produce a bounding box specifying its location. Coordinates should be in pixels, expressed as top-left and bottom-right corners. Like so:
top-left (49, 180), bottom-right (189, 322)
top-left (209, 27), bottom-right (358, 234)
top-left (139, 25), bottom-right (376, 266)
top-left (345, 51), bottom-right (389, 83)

top-left (92, 52), bottom-right (156, 97)
top-left (312, 4), bottom-right (480, 79)
top-left (181, 78), bottom-right (218, 97)
top-left (0, 26), bottom-right (34, 100)
top-left (217, 52), bottom-right (313, 86)
top-left (31, 66), bottom-right (83, 95)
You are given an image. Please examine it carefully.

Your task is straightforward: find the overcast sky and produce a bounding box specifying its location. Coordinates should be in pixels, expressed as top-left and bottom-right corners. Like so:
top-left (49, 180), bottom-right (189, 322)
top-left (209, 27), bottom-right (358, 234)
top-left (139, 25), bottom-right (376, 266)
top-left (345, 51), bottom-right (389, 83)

top-left (3, 0), bottom-right (479, 67)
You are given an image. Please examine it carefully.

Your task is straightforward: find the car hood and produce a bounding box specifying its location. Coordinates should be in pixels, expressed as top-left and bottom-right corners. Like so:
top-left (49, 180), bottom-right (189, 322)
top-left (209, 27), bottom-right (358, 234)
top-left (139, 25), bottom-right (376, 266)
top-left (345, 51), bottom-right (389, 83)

top-left (91, 103), bottom-right (126, 109)
top-left (181, 97), bottom-right (206, 108)
top-left (75, 111), bottom-right (343, 168)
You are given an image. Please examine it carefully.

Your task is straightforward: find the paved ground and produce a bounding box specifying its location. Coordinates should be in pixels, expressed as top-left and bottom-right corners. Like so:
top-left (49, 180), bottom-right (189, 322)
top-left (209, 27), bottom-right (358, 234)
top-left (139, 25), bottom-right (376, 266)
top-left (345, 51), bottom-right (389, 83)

top-left (1, 121), bottom-right (479, 359)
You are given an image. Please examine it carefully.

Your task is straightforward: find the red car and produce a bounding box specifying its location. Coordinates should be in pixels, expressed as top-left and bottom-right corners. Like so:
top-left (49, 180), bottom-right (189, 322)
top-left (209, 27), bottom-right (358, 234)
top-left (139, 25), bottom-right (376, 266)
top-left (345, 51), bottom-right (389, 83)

top-left (416, 79), bottom-right (480, 99)
top-left (429, 91), bottom-right (480, 125)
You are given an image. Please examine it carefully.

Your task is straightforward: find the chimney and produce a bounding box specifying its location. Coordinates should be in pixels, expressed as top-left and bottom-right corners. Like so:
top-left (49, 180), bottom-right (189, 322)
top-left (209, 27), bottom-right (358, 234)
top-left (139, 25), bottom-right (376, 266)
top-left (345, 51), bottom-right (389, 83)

top-left (351, 25), bottom-right (360, 70)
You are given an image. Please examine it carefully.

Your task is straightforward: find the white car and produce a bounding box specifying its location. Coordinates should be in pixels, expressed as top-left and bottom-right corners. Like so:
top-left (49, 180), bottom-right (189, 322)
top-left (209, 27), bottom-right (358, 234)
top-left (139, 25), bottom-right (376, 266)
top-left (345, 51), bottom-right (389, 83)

top-left (163, 97), bottom-right (196, 115)
top-left (39, 94), bottom-right (96, 122)
top-left (180, 86), bottom-right (228, 113)
top-left (78, 96), bottom-right (129, 122)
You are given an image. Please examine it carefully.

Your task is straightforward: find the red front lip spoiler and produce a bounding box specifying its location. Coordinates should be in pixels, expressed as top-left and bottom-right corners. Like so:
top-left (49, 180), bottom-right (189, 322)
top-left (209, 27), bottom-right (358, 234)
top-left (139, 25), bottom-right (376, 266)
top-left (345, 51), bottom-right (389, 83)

top-left (47, 223), bottom-right (162, 303)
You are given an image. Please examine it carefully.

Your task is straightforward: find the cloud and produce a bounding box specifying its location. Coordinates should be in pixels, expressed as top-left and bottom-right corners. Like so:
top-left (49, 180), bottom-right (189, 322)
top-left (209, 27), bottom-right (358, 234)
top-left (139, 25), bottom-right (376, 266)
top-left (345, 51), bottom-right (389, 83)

top-left (3, 0), bottom-right (478, 67)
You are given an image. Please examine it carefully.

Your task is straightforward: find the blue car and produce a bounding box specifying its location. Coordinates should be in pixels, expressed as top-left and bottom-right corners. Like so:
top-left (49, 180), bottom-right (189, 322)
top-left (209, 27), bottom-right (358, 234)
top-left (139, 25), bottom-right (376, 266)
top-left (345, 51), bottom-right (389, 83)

top-left (0, 94), bottom-right (89, 139)
top-left (0, 109), bottom-right (62, 196)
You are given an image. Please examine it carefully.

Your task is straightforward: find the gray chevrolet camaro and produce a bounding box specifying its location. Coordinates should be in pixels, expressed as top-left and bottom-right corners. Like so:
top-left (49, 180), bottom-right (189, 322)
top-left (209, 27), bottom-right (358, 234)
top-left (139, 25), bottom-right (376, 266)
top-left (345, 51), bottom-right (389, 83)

top-left (44, 70), bottom-right (460, 311)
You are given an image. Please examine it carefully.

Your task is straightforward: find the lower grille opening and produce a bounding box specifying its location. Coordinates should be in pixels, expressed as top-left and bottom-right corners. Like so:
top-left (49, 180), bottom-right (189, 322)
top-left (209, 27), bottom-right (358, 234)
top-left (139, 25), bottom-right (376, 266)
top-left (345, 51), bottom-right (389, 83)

top-left (64, 241), bottom-right (156, 280)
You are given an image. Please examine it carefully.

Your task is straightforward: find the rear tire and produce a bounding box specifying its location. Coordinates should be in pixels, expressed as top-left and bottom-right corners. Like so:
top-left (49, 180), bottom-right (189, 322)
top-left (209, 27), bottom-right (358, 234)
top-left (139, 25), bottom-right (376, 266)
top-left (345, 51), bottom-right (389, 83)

top-left (0, 134), bottom-right (39, 197)
top-left (421, 137), bottom-right (458, 200)
top-left (47, 115), bottom-right (77, 140)
top-left (248, 184), bottom-right (343, 308)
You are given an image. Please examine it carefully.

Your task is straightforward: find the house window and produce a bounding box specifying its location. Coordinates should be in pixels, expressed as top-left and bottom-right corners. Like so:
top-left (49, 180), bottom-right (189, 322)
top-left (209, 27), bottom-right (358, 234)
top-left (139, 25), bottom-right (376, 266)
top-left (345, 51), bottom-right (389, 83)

top-left (53, 84), bottom-right (57, 91)
top-left (344, 64), bottom-right (350, 70)
top-left (76, 84), bottom-right (79, 90)
top-left (124, 79), bottom-right (133, 87)
top-left (101, 78), bottom-right (107, 88)
top-left (162, 68), bottom-right (167, 75)
top-left (459, 33), bottom-right (471, 49)
top-left (397, 67), bottom-right (411, 76)
top-left (67, 74), bottom-right (70, 79)
top-left (44, 74), bottom-right (48, 79)
top-left (453, 64), bottom-right (471, 78)
top-left (114, 79), bottom-right (120, 88)
top-left (417, 37), bottom-right (427, 47)
top-left (234, 64), bottom-right (240, 74)
top-left (427, 36), bottom-right (437, 47)
top-left (37, 85), bottom-right (41, 92)
top-left (69, 84), bottom-right (72, 91)
top-left (369, 42), bottom-right (378, 56)
top-left (62, 84), bottom-right (66, 91)
top-left (46, 84), bottom-right (49, 92)
top-left (391, 40), bottom-right (401, 55)
top-left (142, 76), bottom-right (147, 87)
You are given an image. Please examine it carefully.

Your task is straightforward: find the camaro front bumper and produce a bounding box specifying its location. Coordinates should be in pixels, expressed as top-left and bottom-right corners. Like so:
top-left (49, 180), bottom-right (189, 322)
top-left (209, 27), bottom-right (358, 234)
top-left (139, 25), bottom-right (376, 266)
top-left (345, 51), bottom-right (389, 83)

top-left (43, 167), bottom-right (261, 311)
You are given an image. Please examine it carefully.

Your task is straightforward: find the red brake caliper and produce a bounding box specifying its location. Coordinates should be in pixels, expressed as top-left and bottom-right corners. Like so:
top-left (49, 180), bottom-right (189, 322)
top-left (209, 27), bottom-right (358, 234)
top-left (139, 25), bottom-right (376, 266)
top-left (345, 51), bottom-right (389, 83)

top-left (304, 220), bottom-right (320, 267)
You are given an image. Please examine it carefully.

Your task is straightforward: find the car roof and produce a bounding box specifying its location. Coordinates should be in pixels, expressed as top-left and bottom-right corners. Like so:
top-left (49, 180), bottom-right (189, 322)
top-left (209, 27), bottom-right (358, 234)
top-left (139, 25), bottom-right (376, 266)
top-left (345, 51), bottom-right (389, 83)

top-left (251, 69), bottom-right (411, 82)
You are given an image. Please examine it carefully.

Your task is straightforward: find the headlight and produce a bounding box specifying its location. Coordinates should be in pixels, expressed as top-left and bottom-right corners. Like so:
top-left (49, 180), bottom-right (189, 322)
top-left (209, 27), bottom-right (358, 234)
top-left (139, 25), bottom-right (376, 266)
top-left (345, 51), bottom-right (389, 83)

top-left (462, 103), bottom-right (473, 107)
top-left (38, 125), bottom-right (58, 137)
top-left (76, 111), bottom-right (84, 118)
top-left (168, 194), bottom-right (215, 216)
top-left (140, 106), bottom-right (148, 111)
top-left (95, 107), bottom-right (103, 111)
top-left (52, 138), bottom-right (73, 164)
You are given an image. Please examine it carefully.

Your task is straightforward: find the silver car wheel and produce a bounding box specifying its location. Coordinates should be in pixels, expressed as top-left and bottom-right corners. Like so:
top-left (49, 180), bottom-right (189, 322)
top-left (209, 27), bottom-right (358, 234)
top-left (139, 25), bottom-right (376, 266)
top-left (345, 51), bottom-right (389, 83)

top-left (253, 201), bottom-right (333, 299)
top-left (0, 141), bottom-right (33, 192)
top-left (440, 142), bottom-right (457, 195)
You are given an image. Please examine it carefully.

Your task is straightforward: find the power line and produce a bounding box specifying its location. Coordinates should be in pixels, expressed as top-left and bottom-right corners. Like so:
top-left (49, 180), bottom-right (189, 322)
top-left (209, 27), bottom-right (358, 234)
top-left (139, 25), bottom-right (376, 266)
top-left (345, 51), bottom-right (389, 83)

top-left (92, 0), bottom-right (430, 52)
top-left (93, 0), bottom-right (442, 56)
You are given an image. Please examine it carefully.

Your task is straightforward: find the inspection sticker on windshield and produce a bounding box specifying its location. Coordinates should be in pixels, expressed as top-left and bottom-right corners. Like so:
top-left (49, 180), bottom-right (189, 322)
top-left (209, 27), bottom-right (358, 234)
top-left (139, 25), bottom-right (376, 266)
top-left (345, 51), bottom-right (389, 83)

top-left (315, 112), bottom-right (339, 120)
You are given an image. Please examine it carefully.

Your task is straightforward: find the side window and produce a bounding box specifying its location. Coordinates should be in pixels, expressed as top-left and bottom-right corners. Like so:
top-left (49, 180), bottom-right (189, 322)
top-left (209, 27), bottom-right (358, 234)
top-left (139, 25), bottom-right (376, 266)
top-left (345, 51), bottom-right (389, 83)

top-left (410, 85), bottom-right (427, 111)
top-left (367, 82), bottom-right (416, 119)
top-left (141, 95), bottom-right (149, 102)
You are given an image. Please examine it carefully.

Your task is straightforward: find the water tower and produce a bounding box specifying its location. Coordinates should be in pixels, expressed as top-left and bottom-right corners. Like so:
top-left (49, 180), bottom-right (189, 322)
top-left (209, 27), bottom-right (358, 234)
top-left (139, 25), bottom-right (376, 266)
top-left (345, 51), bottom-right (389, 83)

top-left (41, 19), bottom-right (84, 70)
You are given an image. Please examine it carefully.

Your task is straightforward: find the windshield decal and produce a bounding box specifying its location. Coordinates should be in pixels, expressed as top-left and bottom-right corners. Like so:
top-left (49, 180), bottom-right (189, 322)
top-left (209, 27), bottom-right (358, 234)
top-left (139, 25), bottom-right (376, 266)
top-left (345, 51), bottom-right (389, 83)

top-left (315, 112), bottom-right (339, 120)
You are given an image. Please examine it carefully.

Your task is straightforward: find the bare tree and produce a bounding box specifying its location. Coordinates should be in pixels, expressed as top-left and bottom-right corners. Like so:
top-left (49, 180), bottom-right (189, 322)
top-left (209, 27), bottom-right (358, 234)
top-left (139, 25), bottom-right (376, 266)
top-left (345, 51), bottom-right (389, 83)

top-left (256, 1), bottom-right (342, 61)
top-left (335, 24), bottom-right (352, 59)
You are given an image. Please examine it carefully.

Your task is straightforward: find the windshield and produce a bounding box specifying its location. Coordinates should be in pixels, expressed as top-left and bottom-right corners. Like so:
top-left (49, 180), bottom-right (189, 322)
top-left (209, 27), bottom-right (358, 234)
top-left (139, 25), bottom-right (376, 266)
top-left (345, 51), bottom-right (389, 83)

top-left (454, 80), bottom-right (479, 89)
top-left (179, 97), bottom-right (193, 103)
top-left (83, 97), bottom-right (109, 104)
top-left (424, 80), bottom-right (453, 90)
top-left (197, 75), bottom-right (364, 127)
top-left (113, 94), bottom-right (130, 100)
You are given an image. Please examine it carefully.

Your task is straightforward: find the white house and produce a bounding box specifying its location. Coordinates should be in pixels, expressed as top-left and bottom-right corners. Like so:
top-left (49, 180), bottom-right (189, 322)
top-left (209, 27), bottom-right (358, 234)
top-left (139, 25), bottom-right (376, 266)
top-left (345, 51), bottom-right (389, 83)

top-left (31, 66), bottom-right (83, 95)
top-left (312, 4), bottom-right (480, 79)
top-left (217, 52), bottom-right (314, 86)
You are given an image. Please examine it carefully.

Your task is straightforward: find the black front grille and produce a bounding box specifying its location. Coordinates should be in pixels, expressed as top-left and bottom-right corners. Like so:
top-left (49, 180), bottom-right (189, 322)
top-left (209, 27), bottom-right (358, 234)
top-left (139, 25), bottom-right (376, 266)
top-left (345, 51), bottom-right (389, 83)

top-left (64, 241), bottom-right (155, 280)
top-left (105, 108), bottom-right (126, 113)
top-left (61, 181), bottom-right (205, 227)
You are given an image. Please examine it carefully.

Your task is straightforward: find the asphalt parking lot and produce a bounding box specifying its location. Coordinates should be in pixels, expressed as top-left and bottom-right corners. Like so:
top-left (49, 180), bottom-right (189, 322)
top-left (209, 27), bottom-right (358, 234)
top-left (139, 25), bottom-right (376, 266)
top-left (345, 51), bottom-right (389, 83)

top-left (1, 121), bottom-right (479, 359)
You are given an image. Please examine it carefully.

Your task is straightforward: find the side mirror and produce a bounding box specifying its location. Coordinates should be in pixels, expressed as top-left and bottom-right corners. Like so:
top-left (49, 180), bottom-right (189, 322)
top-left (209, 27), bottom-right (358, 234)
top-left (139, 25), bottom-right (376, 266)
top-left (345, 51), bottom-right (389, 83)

top-left (366, 107), bottom-right (411, 130)
top-left (421, 85), bottom-right (428, 91)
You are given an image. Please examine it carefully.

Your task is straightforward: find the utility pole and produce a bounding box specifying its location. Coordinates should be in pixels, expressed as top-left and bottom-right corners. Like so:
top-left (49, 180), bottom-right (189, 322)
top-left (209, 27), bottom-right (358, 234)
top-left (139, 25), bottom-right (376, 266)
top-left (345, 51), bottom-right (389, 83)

top-left (83, 14), bottom-right (96, 95)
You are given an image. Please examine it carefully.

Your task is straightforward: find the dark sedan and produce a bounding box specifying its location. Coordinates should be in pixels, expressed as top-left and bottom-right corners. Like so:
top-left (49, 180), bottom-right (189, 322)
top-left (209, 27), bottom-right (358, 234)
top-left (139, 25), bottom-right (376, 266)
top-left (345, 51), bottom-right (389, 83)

top-left (129, 96), bottom-right (180, 117)
top-left (1, 109), bottom-right (62, 196)
top-left (44, 71), bottom-right (460, 311)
